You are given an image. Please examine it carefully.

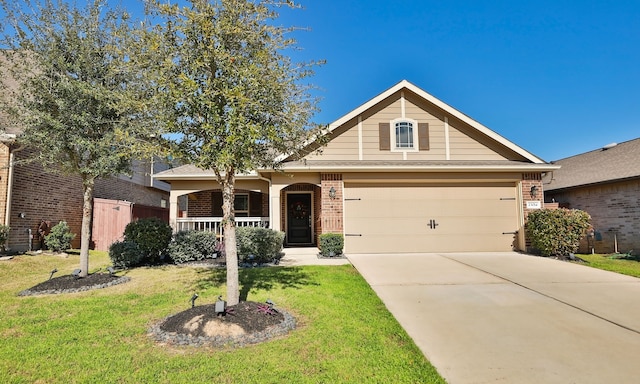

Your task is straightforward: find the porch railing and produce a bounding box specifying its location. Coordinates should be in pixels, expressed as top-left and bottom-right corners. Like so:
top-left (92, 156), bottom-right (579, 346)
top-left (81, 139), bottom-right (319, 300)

top-left (175, 217), bottom-right (270, 237)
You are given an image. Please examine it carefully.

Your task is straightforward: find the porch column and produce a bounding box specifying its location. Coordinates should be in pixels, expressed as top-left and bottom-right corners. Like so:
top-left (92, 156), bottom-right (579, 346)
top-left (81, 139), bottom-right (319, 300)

top-left (270, 184), bottom-right (285, 231)
top-left (169, 190), bottom-right (180, 231)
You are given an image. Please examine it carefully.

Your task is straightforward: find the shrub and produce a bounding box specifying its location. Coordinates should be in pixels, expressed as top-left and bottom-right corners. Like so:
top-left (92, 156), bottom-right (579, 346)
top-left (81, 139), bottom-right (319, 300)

top-left (0, 225), bottom-right (9, 251)
top-left (168, 230), bottom-right (219, 264)
top-left (109, 241), bottom-right (144, 268)
top-left (526, 208), bottom-right (591, 257)
top-left (123, 217), bottom-right (172, 264)
top-left (44, 221), bottom-right (76, 253)
top-left (236, 227), bottom-right (285, 264)
top-left (319, 233), bottom-right (344, 256)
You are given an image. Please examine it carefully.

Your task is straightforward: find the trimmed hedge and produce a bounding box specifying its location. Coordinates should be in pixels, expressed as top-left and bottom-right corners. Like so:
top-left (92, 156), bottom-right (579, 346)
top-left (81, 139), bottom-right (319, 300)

top-left (319, 233), bottom-right (344, 256)
top-left (123, 217), bottom-right (172, 264)
top-left (109, 241), bottom-right (143, 269)
top-left (168, 230), bottom-right (219, 264)
top-left (526, 208), bottom-right (591, 257)
top-left (236, 227), bottom-right (285, 264)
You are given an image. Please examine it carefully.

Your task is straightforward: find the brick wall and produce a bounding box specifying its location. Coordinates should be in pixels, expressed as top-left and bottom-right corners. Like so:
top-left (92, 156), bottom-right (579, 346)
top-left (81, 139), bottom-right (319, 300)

top-left (320, 173), bottom-right (343, 233)
top-left (546, 179), bottom-right (640, 253)
top-left (4, 148), bottom-right (168, 252)
top-left (187, 189), bottom-right (268, 218)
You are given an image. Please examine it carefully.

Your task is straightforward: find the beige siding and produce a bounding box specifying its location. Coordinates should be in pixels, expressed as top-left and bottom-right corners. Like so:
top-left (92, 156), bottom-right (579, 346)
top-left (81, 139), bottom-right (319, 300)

top-left (303, 90), bottom-right (512, 163)
top-left (448, 125), bottom-right (506, 160)
top-left (306, 121), bottom-right (360, 161)
top-left (344, 183), bottom-right (519, 253)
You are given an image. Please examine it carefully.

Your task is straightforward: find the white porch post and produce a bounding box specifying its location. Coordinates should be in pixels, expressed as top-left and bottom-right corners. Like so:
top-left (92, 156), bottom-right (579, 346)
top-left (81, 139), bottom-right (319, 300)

top-left (270, 184), bottom-right (284, 232)
top-left (169, 190), bottom-right (180, 232)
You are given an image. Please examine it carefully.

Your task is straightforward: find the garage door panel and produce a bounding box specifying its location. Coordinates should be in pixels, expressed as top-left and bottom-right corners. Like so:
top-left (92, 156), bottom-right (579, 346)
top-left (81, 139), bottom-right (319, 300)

top-left (344, 184), bottom-right (518, 253)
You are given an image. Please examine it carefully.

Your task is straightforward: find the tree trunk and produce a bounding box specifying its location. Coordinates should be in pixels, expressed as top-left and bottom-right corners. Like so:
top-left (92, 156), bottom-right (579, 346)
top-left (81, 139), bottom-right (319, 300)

top-left (79, 178), bottom-right (95, 278)
top-left (221, 171), bottom-right (239, 305)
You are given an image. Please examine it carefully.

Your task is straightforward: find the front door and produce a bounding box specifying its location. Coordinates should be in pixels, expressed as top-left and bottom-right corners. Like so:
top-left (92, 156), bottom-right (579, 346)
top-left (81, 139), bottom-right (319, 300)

top-left (286, 193), bottom-right (312, 245)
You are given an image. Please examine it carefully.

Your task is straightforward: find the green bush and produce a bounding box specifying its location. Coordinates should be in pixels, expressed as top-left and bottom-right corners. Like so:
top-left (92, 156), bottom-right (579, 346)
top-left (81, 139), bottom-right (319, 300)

top-left (236, 227), bottom-right (285, 264)
top-left (44, 221), bottom-right (76, 253)
top-left (168, 230), bottom-right (219, 264)
top-left (109, 241), bottom-right (144, 269)
top-left (123, 217), bottom-right (172, 264)
top-left (526, 208), bottom-right (591, 257)
top-left (319, 233), bottom-right (344, 256)
top-left (0, 225), bottom-right (9, 251)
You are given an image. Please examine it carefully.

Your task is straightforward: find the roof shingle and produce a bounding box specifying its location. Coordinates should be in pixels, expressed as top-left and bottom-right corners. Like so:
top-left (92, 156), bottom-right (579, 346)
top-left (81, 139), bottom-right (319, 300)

top-left (544, 138), bottom-right (640, 191)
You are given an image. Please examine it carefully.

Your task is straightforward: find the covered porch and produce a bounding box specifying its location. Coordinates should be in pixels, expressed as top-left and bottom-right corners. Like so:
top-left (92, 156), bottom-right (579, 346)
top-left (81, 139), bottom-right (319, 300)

top-left (159, 169), bottom-right (338, 247)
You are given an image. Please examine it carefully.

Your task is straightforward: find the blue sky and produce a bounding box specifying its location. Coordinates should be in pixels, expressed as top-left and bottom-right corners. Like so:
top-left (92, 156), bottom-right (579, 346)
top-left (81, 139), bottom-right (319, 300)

top-left (274, 1), bottom-right (640, 161)
top-left (6, 1), bottom-right (639, 161)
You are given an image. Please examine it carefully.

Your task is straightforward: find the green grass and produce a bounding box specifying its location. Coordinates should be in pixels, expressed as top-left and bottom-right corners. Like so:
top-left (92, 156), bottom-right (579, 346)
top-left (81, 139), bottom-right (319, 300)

top-left (577, 253), bottom-right (640, 278)
top-left (0, 252), bottom-right (444, 384)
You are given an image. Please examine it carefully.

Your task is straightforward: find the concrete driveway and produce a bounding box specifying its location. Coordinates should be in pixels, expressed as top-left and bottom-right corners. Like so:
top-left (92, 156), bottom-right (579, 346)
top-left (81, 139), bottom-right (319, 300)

top-left (348, 252), bottom-right (640, 384)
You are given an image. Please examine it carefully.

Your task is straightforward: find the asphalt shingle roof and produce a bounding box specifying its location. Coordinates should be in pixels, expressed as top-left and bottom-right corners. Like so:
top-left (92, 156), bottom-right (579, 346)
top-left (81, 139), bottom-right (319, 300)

top-left (544, 138), bottom-right (640, 191)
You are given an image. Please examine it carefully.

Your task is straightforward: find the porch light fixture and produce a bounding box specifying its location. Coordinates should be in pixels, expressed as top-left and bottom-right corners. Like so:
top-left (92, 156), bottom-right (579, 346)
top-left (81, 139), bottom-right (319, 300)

top-left (328, 186), bottom-right (337, 199)
top-left (190, 293), bottom-right (199, 308)
top-left (529, 185), bottom-right (539, 198)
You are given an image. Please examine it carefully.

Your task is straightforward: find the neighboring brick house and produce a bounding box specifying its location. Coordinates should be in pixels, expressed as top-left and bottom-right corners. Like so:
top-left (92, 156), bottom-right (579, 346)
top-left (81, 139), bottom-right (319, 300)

top-left (1, 54), bottom-right (171, 252)
top-left (0, 139), bottom-right (171, 252)
top-left (543, 138), bottom-right (640, 254)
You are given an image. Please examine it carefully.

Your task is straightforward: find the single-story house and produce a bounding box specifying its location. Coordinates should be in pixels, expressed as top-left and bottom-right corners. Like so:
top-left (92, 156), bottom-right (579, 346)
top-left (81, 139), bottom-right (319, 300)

top-left (543, 138), bottom-right (640, 254)
top-left (155, 80), bottom-right (559, 254)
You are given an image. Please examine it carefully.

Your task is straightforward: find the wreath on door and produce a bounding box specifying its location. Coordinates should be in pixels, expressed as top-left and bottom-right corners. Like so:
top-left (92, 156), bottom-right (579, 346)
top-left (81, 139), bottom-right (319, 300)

top-left (290, 201), bottom-right (308, 220)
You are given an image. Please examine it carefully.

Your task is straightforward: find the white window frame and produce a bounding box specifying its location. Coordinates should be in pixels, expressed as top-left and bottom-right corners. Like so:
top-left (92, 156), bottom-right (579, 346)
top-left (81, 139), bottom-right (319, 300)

top-left (391, 118), bottom-right (419, 152)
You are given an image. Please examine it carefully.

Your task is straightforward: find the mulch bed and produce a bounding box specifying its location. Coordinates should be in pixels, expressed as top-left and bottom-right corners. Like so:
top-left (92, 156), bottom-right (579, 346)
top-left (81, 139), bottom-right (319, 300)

top-left (18, 273), bottom-right (131, 296)
top-left (149, 301), bottom-right (296, 348)
top-left (16, 262), bottom-right (296, 348)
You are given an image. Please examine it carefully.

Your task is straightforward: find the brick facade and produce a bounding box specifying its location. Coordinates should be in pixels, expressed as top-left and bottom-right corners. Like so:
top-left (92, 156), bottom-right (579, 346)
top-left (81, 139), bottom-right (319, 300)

top-left (2, 147), bottom-right (168, 252)
top-left (546, 179), bottom-right (640, 254)
top-left (320, 173), bottom-right (343, 234)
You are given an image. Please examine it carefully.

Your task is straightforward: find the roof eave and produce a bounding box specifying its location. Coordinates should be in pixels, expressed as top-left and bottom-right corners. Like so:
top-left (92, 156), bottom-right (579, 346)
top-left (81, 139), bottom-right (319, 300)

top-left (276, 164), bottom-right (561, 173)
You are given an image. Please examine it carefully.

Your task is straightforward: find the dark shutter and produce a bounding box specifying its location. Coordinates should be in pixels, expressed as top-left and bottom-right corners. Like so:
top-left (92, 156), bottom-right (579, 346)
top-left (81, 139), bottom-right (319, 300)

top-left (379, 122), bottom-right (390, 150)
top-left (249, 191), bottom-right (263, 217)
top-left (211, 191), bottom-right (223, 216)
top-left (418, 122), bottom-right (429, 150)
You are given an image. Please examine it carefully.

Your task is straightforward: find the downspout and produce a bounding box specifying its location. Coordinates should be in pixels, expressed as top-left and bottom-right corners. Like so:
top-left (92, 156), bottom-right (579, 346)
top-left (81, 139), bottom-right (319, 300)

top-left (4, 143), bottom-right (25, 249)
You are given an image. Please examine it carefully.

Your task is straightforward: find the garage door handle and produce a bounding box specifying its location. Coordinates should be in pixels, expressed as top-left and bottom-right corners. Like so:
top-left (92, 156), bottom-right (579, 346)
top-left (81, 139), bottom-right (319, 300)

top-left (428, 219), bottom-right (439, 229)
top-left (345, 234), bottom-right (362, 237)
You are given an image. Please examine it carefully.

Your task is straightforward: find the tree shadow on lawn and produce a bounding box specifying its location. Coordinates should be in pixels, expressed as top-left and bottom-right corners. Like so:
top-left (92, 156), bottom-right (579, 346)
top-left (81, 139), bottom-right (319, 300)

top-left (194, 266), bottom-right (320, 301)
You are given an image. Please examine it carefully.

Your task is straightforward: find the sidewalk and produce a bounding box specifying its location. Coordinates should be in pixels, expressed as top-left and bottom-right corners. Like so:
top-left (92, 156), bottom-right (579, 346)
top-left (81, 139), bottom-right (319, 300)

top-left (278, 247), bottom-right (350, 266)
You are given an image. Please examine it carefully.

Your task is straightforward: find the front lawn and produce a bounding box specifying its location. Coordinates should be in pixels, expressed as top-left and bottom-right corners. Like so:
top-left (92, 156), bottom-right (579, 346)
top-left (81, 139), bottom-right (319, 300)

top-left (0, 251), bottom-right (444, 383)
top-left (576, 253), bottom-right (640, 278)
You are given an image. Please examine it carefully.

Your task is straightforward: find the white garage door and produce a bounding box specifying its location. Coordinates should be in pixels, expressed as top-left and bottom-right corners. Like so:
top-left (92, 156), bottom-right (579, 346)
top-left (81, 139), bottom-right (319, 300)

top-left (344, 183), bottom-right (519, 253)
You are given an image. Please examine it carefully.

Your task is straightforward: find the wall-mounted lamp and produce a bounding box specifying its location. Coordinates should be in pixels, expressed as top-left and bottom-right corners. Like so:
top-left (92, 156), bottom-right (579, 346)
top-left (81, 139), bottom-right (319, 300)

top-left (328, 186), bottom-right (337, 199)
top-left (18, 212), bottom-right (26, 218)
top-left (530, 185), bottom-right (539, 198)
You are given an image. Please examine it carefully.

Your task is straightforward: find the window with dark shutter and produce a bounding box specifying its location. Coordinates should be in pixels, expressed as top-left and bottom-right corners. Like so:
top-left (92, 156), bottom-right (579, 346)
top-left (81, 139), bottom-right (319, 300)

top-left (250, 191), bottom-right (262, 216)
top-left (211, 191), bottom-right (223, 217)
top-left (418, 122), bottom-right (429, 150)
top-left (379, 122), bottom-right (390, 150)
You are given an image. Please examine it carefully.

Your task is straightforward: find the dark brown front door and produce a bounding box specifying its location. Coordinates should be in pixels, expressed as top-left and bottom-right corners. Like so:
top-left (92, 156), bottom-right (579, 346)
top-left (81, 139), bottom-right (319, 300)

top-left (287, 193), bottom-right (312, 244)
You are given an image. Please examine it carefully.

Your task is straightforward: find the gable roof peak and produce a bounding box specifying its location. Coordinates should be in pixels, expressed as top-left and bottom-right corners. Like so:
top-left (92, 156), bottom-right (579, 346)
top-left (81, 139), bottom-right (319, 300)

top-left (329, 80), bottom-right (547, 164)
